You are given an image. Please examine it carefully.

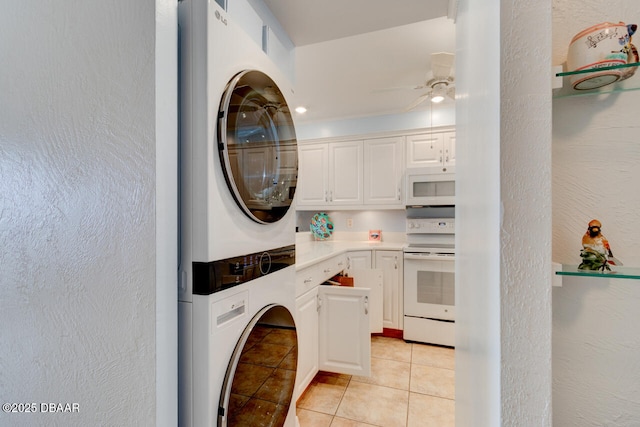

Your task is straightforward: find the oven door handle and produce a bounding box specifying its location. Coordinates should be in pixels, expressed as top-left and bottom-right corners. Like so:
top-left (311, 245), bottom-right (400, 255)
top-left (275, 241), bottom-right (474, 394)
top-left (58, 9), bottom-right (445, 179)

top-left (403, 253), bottom-right (456, 261)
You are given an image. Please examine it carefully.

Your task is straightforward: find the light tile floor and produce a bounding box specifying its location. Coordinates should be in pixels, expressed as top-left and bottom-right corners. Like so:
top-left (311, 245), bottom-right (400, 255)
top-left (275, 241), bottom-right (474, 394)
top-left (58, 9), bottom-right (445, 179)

top-left (296, 336), bottom-right (455, 427)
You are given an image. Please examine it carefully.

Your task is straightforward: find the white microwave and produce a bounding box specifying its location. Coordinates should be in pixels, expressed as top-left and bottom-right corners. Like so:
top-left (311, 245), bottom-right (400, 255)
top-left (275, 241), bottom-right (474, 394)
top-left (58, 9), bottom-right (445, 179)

top-left (405, 168), bottom-right (455, 206)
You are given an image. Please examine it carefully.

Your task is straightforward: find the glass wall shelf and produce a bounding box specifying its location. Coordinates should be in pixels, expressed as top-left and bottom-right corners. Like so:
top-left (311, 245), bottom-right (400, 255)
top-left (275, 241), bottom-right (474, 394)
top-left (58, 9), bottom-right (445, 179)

top-left (556, 264), bottom-right (640, 280)
top-left (553, 62), bottom-right (640, 98)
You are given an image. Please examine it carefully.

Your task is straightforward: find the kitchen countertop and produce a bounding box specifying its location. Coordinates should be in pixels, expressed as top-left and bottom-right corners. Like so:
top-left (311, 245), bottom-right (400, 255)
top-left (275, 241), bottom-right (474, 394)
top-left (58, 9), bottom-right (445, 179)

top-left (296, 238), bottom-right (406, 270)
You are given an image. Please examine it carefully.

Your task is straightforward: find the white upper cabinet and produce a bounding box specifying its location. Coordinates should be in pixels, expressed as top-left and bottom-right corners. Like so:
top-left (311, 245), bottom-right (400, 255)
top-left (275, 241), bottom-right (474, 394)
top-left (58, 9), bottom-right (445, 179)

top-left (444, 131), bottom-right (455, 167)
top-left (363, 137), bottom-right (404, 206)
top-left (297, 128), bottom-right (454, 210)
top-left (328, 141), bottom-right (363, 205)
top-left (297, 141), bottom-right (363, 207)
top-left (406, 130), bottom-right (456, 172)
top-left (297, 143), bottom-right (329, 206)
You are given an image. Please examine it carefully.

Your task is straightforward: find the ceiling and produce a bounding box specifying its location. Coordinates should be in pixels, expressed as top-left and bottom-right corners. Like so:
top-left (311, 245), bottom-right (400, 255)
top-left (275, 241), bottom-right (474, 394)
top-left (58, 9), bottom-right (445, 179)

top-left (264, 0), bottom-right (457, 124)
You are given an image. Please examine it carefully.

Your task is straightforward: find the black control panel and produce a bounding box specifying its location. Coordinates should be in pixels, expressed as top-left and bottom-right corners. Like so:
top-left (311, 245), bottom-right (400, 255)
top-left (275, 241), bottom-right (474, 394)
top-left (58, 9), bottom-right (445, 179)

top-left (192, 244), bottom-right (295, 295)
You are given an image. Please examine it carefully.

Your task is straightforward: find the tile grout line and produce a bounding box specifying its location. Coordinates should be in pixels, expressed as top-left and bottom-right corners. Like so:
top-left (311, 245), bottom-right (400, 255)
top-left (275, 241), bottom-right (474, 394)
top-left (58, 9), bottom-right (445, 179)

top-left (298, 337), bottom-right (455, 426)
top-left (405, 343), bottom-right (414, 427)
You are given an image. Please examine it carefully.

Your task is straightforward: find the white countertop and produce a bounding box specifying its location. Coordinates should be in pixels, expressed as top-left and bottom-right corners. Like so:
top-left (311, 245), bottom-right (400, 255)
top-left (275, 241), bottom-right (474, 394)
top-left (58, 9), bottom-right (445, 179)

top-left (295, 235), bottom-right (406, 270)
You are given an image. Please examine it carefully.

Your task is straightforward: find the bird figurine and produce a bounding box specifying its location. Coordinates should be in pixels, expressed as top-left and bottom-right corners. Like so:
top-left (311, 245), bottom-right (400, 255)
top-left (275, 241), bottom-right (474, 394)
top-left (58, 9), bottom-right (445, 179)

top-left (578, 219), bottom-right (622, 271)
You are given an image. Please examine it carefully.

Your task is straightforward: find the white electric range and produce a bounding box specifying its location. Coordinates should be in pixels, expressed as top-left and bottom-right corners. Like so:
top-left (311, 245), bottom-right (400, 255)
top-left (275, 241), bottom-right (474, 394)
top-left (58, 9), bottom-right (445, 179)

top-left (403, 217), bottom-right (455, 347)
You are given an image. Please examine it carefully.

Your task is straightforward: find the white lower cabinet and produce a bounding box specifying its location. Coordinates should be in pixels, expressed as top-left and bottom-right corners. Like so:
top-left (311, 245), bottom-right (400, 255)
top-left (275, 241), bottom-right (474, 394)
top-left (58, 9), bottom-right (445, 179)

top-left (317, 286), bottom-right (371, 376)
top-left (295, 253), bottom-right (381, 401)
top-left (375, 250), bottom-right (404, 331)
top-left (294, 287), bottom-right (319, 401)
top-left (346, 250), bottom-right (372, 271)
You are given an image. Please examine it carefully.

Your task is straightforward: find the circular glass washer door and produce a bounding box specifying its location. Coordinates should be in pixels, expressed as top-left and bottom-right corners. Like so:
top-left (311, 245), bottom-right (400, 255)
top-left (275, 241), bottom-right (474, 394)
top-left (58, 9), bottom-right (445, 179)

top-left (218, 70), bottom-right (298, 224)
top-left (218, 304), bottom-right (297, 427)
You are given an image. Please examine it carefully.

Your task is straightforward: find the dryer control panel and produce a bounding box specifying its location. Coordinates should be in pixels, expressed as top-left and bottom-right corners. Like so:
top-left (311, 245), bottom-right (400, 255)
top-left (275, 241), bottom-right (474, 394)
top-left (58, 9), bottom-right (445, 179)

top-left (192, 245), bottom-right (295, 295)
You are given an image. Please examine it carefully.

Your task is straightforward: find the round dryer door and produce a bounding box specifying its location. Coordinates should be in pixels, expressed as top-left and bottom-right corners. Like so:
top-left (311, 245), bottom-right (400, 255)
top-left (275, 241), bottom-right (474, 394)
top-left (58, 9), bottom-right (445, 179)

top-left (218, 70), bottom-right (298, 224)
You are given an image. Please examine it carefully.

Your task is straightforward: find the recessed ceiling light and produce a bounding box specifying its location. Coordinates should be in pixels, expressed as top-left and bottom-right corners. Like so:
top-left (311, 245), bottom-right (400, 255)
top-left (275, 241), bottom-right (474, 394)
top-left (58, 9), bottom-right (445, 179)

top-left (295, 106), bottom-right (307, 114)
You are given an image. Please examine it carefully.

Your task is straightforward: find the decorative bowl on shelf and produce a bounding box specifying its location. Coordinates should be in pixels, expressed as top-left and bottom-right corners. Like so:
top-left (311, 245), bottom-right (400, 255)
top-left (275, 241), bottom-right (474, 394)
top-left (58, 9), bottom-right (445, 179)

top-left (567, 22), bottom-right (637, 90)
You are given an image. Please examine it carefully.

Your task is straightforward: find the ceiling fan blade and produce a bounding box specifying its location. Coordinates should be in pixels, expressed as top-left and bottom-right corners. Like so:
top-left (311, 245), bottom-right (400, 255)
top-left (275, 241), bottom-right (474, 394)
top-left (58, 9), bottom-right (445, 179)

top-left (431, 52), bottom-right (455, 78)
top-left (447, 86), bottom-right (456, 100)
top-left (404, 92), bottom-right (431, 111)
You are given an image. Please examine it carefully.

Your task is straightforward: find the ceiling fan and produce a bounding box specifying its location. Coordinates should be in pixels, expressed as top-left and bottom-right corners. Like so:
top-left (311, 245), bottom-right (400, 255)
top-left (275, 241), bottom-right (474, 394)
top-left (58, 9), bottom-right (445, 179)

top-left (405, 52), bottom-right (455, 111)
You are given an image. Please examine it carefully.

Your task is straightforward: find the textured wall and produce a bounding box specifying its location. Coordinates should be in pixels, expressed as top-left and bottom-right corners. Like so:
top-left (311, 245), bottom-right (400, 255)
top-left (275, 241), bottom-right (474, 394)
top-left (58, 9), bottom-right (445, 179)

top-left (456, 0), bottom-right (553, 425)
top-left (552, 3), bottom-right (640, 425)
top-left (499, 0), bottom-right (553, 425)
top-left (0, 1), bottom-right (157, 426)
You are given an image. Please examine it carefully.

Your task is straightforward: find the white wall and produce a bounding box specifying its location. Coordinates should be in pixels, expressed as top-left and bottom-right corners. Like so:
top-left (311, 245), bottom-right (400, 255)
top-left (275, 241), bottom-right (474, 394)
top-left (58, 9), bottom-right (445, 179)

top-left (296, 210), bottom-right (406, 234)
top-left (456, 0), bottom-right (552, 425)
top-left (552, 3), bottom-right (640, 424)
top-left (0, 1), bottom-right (177, 425)
top-left (295, 105), bottom-right (455, 141)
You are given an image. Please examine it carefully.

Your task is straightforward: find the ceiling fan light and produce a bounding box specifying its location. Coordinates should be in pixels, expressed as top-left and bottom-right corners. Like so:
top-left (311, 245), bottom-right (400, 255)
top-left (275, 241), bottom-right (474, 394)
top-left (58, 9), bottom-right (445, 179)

top-left (430, 82), bottom-right (447, 103)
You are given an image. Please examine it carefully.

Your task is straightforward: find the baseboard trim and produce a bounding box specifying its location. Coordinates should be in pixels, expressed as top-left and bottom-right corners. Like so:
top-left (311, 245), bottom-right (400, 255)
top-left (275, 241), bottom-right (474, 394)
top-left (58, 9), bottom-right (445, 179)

top-left (372, 328), bottom-right (403, 339)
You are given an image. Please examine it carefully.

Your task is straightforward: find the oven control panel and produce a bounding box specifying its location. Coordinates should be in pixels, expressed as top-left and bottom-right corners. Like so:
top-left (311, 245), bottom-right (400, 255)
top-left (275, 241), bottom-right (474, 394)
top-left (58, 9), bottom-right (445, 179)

top-left (406, 218), bottom-right (455, 234)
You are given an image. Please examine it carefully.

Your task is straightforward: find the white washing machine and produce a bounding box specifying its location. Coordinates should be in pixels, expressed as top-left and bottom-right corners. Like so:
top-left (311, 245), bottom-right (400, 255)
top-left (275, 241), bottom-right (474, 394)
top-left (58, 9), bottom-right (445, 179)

top-left (178, 1), bottom-right (298, 426)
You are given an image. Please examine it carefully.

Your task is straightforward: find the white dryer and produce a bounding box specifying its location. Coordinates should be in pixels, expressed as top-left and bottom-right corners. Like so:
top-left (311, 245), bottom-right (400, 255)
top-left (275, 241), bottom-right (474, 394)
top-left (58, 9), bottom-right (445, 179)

top-left (178, 1), bottom-right (298, 426)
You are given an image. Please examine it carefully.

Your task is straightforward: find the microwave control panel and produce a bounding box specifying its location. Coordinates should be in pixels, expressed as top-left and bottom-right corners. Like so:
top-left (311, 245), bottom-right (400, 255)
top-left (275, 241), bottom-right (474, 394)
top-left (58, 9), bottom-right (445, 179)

top-left (406, 218), bottom-right (455, 234)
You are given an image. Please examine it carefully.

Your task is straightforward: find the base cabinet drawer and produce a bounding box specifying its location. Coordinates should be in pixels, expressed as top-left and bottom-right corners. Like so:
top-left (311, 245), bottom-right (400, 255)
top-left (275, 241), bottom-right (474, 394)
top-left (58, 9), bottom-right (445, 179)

top-left (317, 254), bottom-right (347, 282)
top-left (296, 265), bottom-right (319, 296)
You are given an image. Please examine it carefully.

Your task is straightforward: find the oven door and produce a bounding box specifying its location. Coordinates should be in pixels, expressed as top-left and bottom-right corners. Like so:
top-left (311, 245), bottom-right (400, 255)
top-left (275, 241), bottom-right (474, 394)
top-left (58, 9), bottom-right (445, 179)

top-left (403, 253), bottom-right (455, 321)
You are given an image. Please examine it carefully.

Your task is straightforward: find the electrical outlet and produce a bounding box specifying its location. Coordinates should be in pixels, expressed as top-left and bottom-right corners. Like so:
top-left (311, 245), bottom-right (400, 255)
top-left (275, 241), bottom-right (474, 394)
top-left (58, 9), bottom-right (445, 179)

top-left (346, 218), bottom-right (353, 228)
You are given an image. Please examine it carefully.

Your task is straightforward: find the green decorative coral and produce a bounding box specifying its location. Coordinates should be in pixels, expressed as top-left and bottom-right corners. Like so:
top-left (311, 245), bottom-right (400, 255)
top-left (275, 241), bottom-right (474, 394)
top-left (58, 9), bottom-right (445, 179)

top-left (578, 248), bottom-right (610, 271)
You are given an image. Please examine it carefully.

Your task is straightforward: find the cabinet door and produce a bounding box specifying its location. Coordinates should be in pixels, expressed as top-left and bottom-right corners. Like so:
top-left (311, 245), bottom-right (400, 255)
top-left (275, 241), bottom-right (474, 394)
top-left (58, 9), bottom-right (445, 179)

top-left (406, 133), bottom-right (444, 168)
top-left (351, 268), bottom-right (384, 334)
top-left (363, 137), bottom-right (404, 205)
top-left (328, 141), bottom-right (363, 205)
top-left (346, 251), bottom-right (372, 271)
top-left (294, 288), bottom-right (319, 400)
top-left (297, 143), bottom-right (328, 206)
top-left (318, 286), bottom-right (371, 377)
top-left (443, 131), bottom-right (456, 168)
top-left (375, 250), bottom-right (403, 330)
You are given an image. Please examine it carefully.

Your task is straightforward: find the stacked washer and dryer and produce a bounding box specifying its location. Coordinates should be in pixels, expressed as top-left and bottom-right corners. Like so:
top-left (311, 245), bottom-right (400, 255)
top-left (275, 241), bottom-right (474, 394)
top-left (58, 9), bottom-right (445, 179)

top-left (178, 2), bottom-right (299, 426)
